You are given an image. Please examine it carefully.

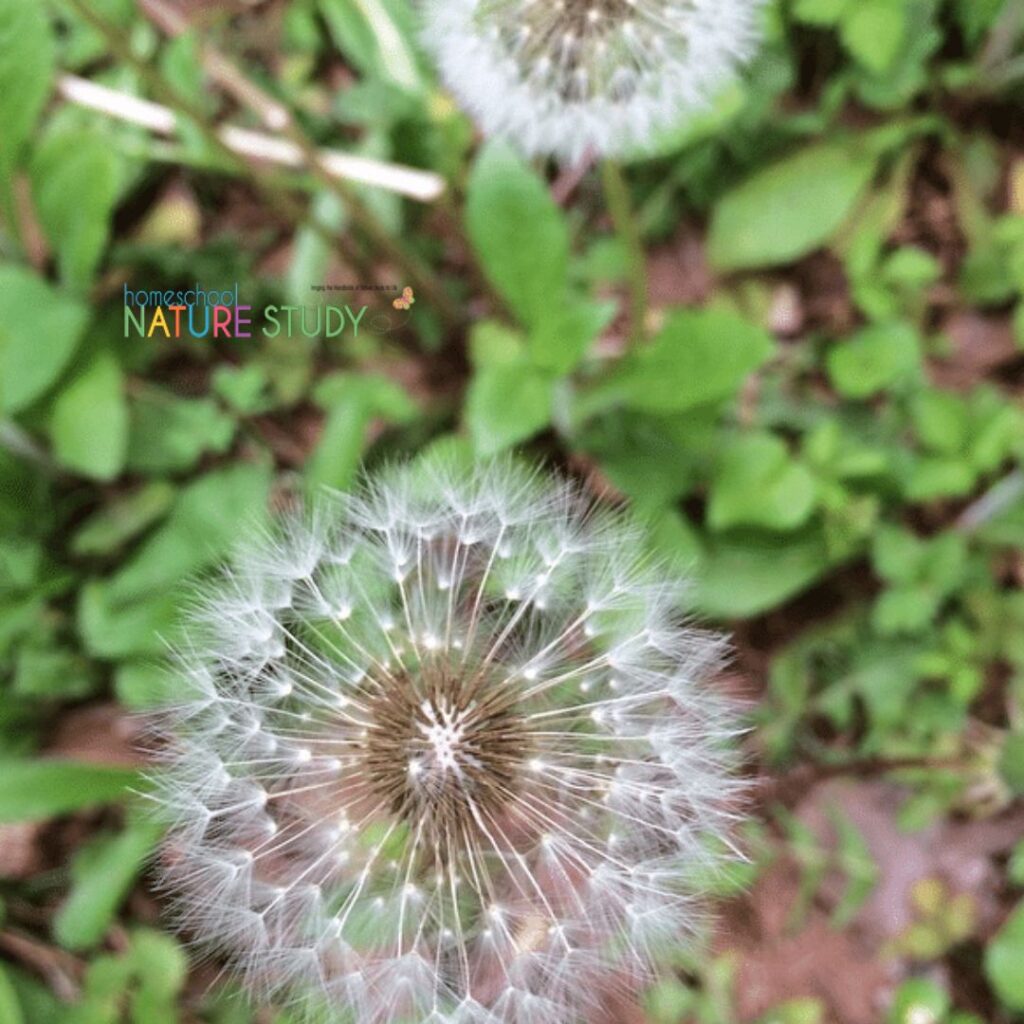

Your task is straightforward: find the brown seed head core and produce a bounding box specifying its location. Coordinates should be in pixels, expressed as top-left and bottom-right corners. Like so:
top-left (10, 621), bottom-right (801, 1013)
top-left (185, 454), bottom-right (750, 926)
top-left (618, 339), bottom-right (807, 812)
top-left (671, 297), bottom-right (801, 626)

top-left (359, 665), bottom-right (529, 857)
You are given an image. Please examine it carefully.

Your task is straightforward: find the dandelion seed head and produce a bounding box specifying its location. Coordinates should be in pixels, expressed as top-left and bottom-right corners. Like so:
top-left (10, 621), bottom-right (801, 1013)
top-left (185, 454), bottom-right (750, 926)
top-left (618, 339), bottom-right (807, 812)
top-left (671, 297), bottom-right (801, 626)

top-left (152, 454), bottom-right (743, 1023)
top-left (422, 0), bottom-right (766, 160)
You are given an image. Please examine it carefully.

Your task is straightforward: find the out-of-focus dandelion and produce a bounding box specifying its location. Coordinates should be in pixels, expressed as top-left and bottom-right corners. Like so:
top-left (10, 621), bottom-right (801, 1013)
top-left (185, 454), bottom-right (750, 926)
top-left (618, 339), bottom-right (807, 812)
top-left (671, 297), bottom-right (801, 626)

top-left (421, 0), bottom-right (766, 161)
top-left (152, 455), bottom-right (744, 1023)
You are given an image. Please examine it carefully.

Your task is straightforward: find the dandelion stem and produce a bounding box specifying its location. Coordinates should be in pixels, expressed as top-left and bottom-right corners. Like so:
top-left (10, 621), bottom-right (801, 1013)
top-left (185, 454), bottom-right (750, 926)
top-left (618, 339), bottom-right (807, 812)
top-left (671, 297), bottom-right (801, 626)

top-left (601, 160), bottom-right (648, 347)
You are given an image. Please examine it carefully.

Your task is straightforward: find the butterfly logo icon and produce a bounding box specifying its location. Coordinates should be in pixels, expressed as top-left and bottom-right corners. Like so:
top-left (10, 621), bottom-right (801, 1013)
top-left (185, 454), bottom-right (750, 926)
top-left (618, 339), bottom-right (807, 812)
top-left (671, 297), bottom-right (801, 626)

top-left (393, 286), bottom-right (415, 310)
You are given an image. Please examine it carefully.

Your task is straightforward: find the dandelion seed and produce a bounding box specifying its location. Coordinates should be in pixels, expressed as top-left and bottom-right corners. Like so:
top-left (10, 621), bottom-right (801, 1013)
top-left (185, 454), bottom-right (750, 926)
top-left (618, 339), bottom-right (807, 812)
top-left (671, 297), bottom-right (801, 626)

top-left (152, 454), bottom-right (743, 1023)
top-left (422, 0), bottom-right (766, 161)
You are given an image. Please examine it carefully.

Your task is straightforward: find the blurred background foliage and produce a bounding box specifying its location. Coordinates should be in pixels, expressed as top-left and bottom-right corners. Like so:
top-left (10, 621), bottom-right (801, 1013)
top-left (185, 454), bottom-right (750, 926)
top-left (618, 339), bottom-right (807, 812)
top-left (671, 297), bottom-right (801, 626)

top-left (0, 0), bottom-right (1023, 1021)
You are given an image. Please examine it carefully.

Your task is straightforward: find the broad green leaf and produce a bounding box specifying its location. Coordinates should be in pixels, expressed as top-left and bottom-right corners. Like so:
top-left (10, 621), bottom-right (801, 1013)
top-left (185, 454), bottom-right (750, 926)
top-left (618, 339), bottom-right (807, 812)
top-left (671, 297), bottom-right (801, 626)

top-left (793, 0), bottom-right (849, 24)
top-left (985, 901), bottom-right (1024, 1010)
top-left (695, 528), bottom-right (834, 618)
top-left (466, 141), bottom-right (571, 330)
top-left (466, 363), bottom-right (555, 457)
top-left (31, 130), bottom-right (121, 290)
top-left (106, 462), bottom-right (272, 602)
top-left (77, 581), bottom-right (181, 660)
top-left (70, 481), bottom-right (177, 557)
top-left (0, 760), bottom-right (139, 823)
top-left (14, 647), bottom-right (94, 699)
top-left (709, 141), bottom-right (878, 271)
top-left (55, 819), bottom-right (165, 950)
top-left (0, 964), bottom-right (23, 1024)
top-left (465, 321), bottom-right (555, 456)
top-left (0, 0), bottom-right (55, 209)
top-left (840, 0), bottom-right (908, 74)
top-left (114, 662), bottom-right (171, 709)
top-left (588, 308), bottom-right (774, 415)
top-left (318, 0), bottom-right (424, 92)
top-left (709, 434), bottom-right (818, 532)
top-left (126, 391), bottom-right (236, 474)
top-left (826, 322), bottom-right (921, 398)
top-left (580, 409), bottom-right (716, 507)
top-left (49, 350), bottom-right (128, 480)
top-left (528, 298), bottom-right (616, 375)
top-left (887, 979), bottom-right (949, 1024)
top-left (0, 266), bottom-right (89, 414)
top-left (307, 374), bottom-right (417, 490)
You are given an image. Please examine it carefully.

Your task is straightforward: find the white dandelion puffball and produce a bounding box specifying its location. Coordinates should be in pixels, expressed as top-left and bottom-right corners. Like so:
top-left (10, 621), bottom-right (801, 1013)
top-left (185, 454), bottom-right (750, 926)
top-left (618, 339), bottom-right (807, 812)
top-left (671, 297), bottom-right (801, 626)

top-left (421, 0), bottom-right (766, 161)
top-left (153, 455), bottom-right (744, 1023)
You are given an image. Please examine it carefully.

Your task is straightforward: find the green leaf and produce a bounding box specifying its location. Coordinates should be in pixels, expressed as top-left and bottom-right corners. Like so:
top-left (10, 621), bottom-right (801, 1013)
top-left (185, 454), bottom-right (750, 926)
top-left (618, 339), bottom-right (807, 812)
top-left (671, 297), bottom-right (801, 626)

top-left (590, 308), bottom-right (774, 415)
top-left (0, 760), bottom-right (139, 823)
top-left (318, 0), bottom-right (424, 93)
top-left (0, 963), bottom-right (24, 1024)
top-left (14, 647), bottom-right (94, 699)
top-left (126, 391), bottom-right (236, 474)
top-left (999, 733), bottom-right (1024, 797)
top-left (31, 130), bottom-right (121, 290)
top-left (840, 0), bottom-right (908, 74)
top-left (0, 0), bottom-right (55, 204)
top-left (887, 978), bottom-right (949, 1024)
top-left (307, 374), bottom-right (417, 490)
top-left (77, 580), bottom-right (181, 660)
top-left (527, 298), bottom-right (615, 375)
top-left (106, 462), bottom-right (272, 602)
top-left (0, 266), bottom-right (89, 414)
top-left (709, 434), bottom-right (818, 532)
top-left (986, 901), bottom-right (1024, 1010)
top-left (466, 363), bottom-right (555, 457)
top-left (466, 141), bottom-right (570, 330)
top-left (55, 819), bottom-right (164, 950)
top-left (49, 350), bottom-right (128, 480)
top-left (871, 525), bottom-right (926, 583)
top-left (695, 528), bottom-right (834, 618)
top-left (793, 0), bottom-right (849, 26)
top-left (114, 662), bottom-right (171, 709)
top-left (709, 141), bottom-right (878, 270)
top-left (826, 322), bottom-right (921, 398)
top-left (70, 481), bottom-right (177, 557)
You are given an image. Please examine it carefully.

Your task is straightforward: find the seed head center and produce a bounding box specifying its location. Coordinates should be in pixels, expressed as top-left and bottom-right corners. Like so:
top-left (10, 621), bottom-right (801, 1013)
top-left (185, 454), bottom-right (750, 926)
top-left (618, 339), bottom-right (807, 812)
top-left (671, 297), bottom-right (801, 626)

top-left (412, 699), bottom-right (473, 779)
